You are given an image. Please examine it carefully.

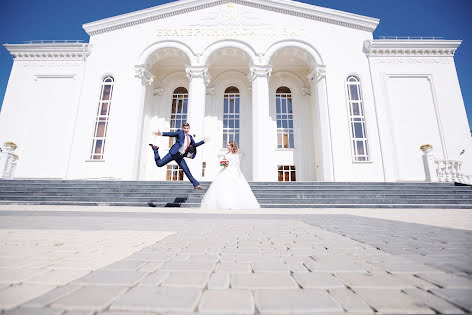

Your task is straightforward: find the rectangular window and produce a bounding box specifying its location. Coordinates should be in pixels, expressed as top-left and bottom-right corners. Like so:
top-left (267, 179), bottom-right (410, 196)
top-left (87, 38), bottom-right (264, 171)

top-left (223, 92), bottom-right (240, 147)
top-left (166, 164), bottom-right (184, 181)
top-left (278, 165), bottom-right (296, 182)
top-left (90, 77), bottom-right (114, 160)
top-left (169, 92), bottom-right (188, 147)
top-left (347, 77), bottom-right (369, 162)
top-left (276, 92), bottom-right (294, 149)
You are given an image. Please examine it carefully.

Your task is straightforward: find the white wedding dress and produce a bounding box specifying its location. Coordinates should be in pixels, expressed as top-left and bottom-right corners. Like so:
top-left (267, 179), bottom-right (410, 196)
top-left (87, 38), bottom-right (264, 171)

top-left (200, 153), bottom-right (260, 209)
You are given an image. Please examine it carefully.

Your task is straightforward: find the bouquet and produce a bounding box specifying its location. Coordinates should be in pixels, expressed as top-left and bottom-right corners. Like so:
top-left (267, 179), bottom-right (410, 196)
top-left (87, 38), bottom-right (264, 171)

top-left (220, 158), bottom-right (229, 167)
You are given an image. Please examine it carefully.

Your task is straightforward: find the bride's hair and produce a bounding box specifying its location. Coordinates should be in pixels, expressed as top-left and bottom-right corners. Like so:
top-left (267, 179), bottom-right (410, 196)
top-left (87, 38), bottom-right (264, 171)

top-left (229, 141), bottom-right (239, 154)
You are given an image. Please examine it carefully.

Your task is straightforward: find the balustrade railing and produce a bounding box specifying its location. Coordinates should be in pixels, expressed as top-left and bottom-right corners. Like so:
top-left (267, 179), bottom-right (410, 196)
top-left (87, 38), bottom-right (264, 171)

top-left (421, 146), bottom-right (471, 184)
top-left (0, 143), bottom-right (18, 179)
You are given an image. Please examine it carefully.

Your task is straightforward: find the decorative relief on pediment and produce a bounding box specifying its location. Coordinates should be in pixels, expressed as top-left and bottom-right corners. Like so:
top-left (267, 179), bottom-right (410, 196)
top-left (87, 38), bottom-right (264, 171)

top-left (156, 3), bottom-right (305, 38)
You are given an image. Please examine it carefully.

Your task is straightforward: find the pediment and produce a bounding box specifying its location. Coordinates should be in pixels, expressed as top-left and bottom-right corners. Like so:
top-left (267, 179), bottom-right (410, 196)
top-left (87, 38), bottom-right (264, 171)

top-left (83, 0), bottom-right (379, 36)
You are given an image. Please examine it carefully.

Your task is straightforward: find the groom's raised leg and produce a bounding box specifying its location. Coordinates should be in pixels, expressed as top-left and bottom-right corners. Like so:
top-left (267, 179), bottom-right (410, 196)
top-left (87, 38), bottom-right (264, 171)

top-left (176, 156), bottom-right (200, 188)
top-left (154, 151), bottom-right (174, 168)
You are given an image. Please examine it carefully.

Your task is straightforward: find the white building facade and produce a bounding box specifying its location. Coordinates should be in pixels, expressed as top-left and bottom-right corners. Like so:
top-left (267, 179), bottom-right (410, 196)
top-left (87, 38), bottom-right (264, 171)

top-left (1, 0), bottom-right (471, 182)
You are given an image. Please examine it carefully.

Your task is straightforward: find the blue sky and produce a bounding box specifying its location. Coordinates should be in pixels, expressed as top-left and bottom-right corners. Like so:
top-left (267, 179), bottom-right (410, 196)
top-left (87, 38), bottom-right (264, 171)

top-left (1, 0), bottom-right (471, 131)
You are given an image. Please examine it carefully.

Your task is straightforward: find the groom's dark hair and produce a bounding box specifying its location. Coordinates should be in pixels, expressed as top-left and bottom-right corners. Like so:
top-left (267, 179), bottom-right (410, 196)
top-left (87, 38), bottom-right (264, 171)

top-left (182, 122), bottom-right (190, 128)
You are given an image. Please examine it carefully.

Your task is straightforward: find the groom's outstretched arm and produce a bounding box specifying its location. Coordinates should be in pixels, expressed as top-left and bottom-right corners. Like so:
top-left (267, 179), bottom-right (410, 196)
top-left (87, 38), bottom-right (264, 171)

top-left (162, 131), bottom-right (179, 137)
top-left (195, 140), bottom-right (205, 147)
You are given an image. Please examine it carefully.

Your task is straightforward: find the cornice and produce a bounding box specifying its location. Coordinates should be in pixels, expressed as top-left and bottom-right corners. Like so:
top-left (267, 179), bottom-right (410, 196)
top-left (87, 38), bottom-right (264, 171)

top-left (364, 39), bottom-right (462, 57)
top-left (3, 43), bottom-right (90, 61)
top-left (82, 0), bottom-right (379, 36)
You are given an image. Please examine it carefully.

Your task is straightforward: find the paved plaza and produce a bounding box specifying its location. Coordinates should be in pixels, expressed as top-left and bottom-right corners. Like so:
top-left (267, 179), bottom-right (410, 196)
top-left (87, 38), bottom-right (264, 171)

top-left (0, 206), bottom-right (471, 314)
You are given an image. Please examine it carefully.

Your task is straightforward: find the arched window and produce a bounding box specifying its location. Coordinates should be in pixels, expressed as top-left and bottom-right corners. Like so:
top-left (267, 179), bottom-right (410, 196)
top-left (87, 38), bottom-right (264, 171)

top-left (223, 86), bottom-right (240, 147)
top-left (276, 86), bottom-right (294, 149)
top-left (169, 87), bottom-right (188, 148)
top-left (347, 76), bottom-right (369, 161)
top-left (90, 76), bottom-right (114, 160)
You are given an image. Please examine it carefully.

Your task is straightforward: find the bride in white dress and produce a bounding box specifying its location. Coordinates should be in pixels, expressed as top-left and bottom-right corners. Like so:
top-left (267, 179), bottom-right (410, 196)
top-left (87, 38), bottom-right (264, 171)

top-left (200, 141), bottom-right (260, 209)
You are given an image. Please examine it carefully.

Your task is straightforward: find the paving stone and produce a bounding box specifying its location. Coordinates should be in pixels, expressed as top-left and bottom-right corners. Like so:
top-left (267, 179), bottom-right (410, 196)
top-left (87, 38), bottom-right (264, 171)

top-left (393, 273), bottom-right (440, 290)
top-left (334, 272), bottom-right (415, 289)
top-left (404, 288), bottom-right (465, 314)
top-left (198, 289), bottom-right (254, 314)
top-left (207, 272), bottom-right (230, 290)
top-left (304, 260), bottom-right (366, 273)
top-left (0, 268), bottom-right (47, 284)
top-left (63, 310), bottom-right (96, 315)
top-left (23, 285), bottom-right (81, 307)
top-left (328, 288), bottom-right (373, 313)
top-left (102, 260), bottom-right (148, 271)
top-left (216, 262), bottom-right (251, 273)
top-left (137, 261), bottom-right (163, 273)
top-left (235, 255), bottom-right (265, 263)
top-left (288, 248), bottom-right (326, 256)
top-left (25, 270), bottom-right (90, 285)
top-left (51, 285), bottom-right (128, 311)
top-left (169, 254), bottom-right (190, 262)
top-left (160, 261), bottom-right (216, 272)
top-left (3, 307), bottom-right (64, 315)
top-left (255, 289), bottom-right (343, 313)
top-left (293, 272), bottom-right (345, 289)
top-left (287, 263), bottom-right (310, 273)
top-left (231, 273), bottom-right (298, 289)
top-left (354, 288), bottom-right (435, 314)
top-left (430, 288), bottom-right (472, 311)
top-left (110, 286), bottom-right (201, 312)
top-left (162, 271), bottom-right (210, 288)
top-left (219, 254), bottom-right (235, 262)
top-left (0, 284), bottom-right (56, 311)
top-left (378, 262), bottom-right (444, 274)
top-left (139, 271), bottom-right (170, 286)
top-left (187, 254), bottom-right (219, 262)
top-left (73, 270), bottom-right (147, 286)
top-left (126, 252), bottom-right (175, 261)
top-left (417, 273), bottom-right (472, 288)
top-left (251, 261), bottom-right (290, 273)
top-left (97, 311), bottom-right (155, 315)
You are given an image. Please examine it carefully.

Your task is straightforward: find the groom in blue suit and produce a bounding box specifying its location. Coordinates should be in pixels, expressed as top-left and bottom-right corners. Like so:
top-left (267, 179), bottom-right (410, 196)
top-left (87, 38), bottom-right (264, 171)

top-left (149, 122), bottom-right (206, 190)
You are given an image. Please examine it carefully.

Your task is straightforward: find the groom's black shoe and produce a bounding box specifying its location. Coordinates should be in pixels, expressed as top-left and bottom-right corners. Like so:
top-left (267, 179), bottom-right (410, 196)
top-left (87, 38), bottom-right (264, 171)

top-left (149, 144), bottom-right (159, 151)
top-left (194, 185), bottom-right (205, 190)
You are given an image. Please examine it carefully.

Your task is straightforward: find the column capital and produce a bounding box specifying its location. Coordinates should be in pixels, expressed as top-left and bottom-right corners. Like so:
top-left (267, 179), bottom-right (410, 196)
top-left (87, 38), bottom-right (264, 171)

top-left (308, 65), bottom-right (326, 82)
top-left (185, 66), bottom-right (211, 86)
top-left (134, 64), bottom-right (155, 86)
top-left (248, 65), bottom-right (272, 82)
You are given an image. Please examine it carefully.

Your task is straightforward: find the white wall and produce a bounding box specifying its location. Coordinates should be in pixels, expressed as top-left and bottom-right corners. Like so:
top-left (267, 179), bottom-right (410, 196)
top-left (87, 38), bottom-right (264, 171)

top-left (0, 61), bottom-right (84, 178)
top-left (370, 56), bottom-right (472, 181)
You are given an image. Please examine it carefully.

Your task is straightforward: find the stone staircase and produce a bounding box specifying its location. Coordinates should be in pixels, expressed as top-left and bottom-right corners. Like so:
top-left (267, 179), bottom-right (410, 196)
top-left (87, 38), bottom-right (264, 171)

top-left (0, 180), bottom-right (471, 208)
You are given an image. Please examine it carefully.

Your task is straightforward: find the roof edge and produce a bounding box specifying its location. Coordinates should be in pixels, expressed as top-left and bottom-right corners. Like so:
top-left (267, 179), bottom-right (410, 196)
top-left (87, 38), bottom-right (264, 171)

top-left (82, 0), bottom-right (380, 36)
top-left (4, 43), bottom-right (91, 61)
top-left (364, 39), bottom-right (462, 57)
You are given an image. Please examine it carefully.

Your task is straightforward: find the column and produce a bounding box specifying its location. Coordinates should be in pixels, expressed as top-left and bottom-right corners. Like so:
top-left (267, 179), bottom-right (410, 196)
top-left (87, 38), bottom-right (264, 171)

top-left (308, 65), bottom-right (334, 181)
top-left (185, 66), bottom-right (210, 182)
top-left (133, 64), bottom-right (154, 180)
top-left (249, 65), bottom-right (272, 181)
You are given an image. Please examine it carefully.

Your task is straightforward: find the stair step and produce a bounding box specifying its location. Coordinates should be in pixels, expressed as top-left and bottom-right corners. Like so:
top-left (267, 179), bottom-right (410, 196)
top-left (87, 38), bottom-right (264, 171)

top-left (0, 180), bottom-right (470, 209)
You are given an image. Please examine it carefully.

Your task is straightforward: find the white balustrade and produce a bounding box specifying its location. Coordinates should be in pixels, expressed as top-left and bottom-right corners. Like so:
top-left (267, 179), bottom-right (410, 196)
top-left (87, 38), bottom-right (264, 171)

top-left (421, 145), bottom-right (470, 184)
top-left (0, 146), bottom-right (18, 179)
